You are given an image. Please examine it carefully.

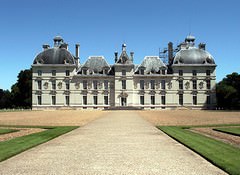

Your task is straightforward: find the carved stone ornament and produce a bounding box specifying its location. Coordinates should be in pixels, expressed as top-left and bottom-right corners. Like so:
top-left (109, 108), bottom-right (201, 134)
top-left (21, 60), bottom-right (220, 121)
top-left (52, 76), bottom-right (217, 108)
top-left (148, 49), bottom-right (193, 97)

top-left (58, 82), bottom-right (62, 89)
top-left (167, 81), bottom-right (172, 89)
top-left (75, 83), bottom-right (80, 89)
top-left (199, 81), bottom-right (204, 89)
top-left (185, 81), bottom-right (190, 90)
top-left (43, 82), bottom-right (48, 89)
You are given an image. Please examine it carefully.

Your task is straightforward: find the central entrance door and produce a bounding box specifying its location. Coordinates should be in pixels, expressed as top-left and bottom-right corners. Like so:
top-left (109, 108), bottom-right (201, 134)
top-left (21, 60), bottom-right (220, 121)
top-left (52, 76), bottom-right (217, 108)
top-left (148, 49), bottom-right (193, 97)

top-left (121, 97), bottom-right (127, 106)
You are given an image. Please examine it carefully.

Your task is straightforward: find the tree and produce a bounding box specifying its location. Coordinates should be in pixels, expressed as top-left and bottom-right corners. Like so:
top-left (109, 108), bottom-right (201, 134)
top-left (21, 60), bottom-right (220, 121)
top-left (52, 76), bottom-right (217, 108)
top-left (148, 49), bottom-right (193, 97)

top-left (216, 72), bottom-right (240, 109)
top-left (0, 89), bottom-right (13, 108)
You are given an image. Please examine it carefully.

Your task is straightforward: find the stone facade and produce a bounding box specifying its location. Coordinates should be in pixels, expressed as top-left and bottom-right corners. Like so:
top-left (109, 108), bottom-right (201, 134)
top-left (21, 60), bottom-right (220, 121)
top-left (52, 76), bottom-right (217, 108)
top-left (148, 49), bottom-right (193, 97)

top-left (32, 36), bottom-right (216, 110)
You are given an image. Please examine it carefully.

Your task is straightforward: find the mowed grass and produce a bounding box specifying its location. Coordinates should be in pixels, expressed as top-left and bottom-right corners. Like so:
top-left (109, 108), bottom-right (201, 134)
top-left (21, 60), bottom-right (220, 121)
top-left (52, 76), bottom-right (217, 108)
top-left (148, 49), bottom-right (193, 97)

top-left (158, 125), bottom-right (240, 175)
top-left (213, 127), bottom-right (240, 136)
top-left (0, 126), bottom-right (78, 162)
top-left (0, 129), bottom-right (19, 135)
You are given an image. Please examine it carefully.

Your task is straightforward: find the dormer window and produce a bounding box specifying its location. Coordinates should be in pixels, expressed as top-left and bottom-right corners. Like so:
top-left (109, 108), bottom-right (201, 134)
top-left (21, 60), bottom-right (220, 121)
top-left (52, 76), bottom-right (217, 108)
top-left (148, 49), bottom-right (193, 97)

top-left (162, 69), bottom-right (165, 75)
top-left (52, 70), bottom-right (56, 76)
top-left (82, 69), bottom-right (87, 75)
top-left (122, 69), bottom-right (126, 76)
top-left (37, 70), bottom-right (42, 76)
top-left (192, 70), bottom-right (197, 76)
top-left (66, 70), bottom-right (70, 76)
top-left (140, 69), bottom-right (144, 75)
top-left (104, 68), bottom-right (108, 74)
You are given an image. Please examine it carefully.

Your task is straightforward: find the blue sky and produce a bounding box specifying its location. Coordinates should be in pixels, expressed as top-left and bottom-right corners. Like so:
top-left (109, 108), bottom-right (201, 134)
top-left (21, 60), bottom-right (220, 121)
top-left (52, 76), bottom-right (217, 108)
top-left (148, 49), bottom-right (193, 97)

top-left (0, 0), bottom-right (239, 90)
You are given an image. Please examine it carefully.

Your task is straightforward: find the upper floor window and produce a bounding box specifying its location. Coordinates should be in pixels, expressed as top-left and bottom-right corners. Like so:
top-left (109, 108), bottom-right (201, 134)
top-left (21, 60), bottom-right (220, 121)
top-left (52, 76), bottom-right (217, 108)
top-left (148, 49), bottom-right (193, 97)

top-left (150, 80), bottom-right (155, 89)
top-left (179, 70), bottom-right (183, 76)
top-left (206, 70), bottom-right (211, 76)
top-left (52, 70), bottom-right (56, 76)
top-left (207, 80), bottom-right (211, 89)
top-left (193, 80), bottom-right (197, 89)
top-left (66, 70), bottom-right (70, 76)
top-left (83, 80), bottom-right (87, 90)
top-left (122, 80), bottom-right (126, 89)
top-left (104, 80), bottom-right (108, 90)
top-left (93, 80), bottom-right (98, 90)
top-left (161, 80), bottom-right (166, 90)
top-left (52, 80), bottom-right (56, 90)
top-left (37, 80), bottom-right (42, 90)
top-left (66, 80), bottom-right (70, 90)
top-left (140, 80), bottom-right (144, 90)
top-left (179, 80), bottom-right (183, 90)
top-left (37, 70), bottom-right (42, 76)
top-left (122, 69), bottom-right (126, 76)
top-left (192, 70), bottom-right (197, 76)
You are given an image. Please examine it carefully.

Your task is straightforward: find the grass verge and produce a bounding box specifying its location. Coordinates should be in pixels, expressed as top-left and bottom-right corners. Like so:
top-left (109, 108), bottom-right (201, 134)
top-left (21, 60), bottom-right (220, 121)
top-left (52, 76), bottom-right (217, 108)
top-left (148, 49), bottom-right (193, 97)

top-left (0, 126), bottom-right (78, 162)
top-left (213, 127), bottom-right (240, 136)
top-left (0, 129), bottom-right (19, 135)
top-left (158, 126), bottom-right (240, 175)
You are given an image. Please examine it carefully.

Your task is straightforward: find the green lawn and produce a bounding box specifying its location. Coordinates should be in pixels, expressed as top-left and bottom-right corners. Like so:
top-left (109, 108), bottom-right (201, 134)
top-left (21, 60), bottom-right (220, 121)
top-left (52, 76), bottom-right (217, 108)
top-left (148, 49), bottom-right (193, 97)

top-left (158, 125), bottom-right (240, 175)
top-left (0, 126), bottom-right (78, 162)
top-left (213, 127), bottom-right (240, 136)
top-left (0, 128), bottom-right (19, 135)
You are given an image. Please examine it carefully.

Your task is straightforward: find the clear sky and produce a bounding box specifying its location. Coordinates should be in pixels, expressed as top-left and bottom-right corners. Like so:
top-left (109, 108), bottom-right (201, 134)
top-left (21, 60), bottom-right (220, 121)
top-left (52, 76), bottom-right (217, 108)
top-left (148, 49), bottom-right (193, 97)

top-left (0, 0), bottom-right (239, 90)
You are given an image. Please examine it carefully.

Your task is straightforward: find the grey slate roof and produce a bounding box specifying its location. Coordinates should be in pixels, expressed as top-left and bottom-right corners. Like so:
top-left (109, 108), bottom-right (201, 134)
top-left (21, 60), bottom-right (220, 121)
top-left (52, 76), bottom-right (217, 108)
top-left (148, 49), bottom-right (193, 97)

top-left (33, 47), bottom-right (75, 65)
top-left (81, 56), bottom-right (110, 73)
top-left (173, 47), bottom-right (215, 65)
top-left (136, 56), bottom-right (166, 74)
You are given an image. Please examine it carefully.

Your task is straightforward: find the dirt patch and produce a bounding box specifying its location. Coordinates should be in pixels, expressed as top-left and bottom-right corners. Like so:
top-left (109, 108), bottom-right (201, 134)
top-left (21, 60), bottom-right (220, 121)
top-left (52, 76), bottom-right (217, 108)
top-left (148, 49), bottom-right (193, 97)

top-left (0, 127), bottom-right (46, 142)
top-left (138, 110), bottom-right (240, 126)
top-left (190, 127), bottom-right (240, 148)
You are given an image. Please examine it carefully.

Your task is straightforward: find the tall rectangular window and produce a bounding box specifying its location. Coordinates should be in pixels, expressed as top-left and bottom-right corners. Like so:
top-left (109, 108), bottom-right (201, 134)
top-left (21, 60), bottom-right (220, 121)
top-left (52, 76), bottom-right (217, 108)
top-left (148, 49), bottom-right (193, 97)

top-left (37, 70), bottom-right (42, 76)
top-left (83, 69), bottom-right (87, 75)
top-left (192, 70), bottom-right (197, 76)
top-left (140, 96), bottom-right (144, 105)
top-left (161, 80), bottom-right (166, 90)
top-left (37, 95), bottom-right (42, 105)
top-left (193, 80), bottom-right (197, 89)
top-left (52, 96), bottom-right (56, 105)
top-left (37, 80), bottom-right (42, 90)
top-left (83, 96), bottom-right (87, 105)
top-left (151, 96), bottom-right (155, 105)
top-left (150, 80), bottom-right (155, 89)
top-left (66, 70), bottom-right (70, 76)
top-left (104, 80), bottom-right (108, 90)
top-left (207, 95), bottom-right (211, 104)
top-left (104, 95), bottom-right (108, 105)
top-left (93, 95), bottom-right (98, 105)
top-left (52, 80), bottom-right (56, 90)
top-left (122, 69), bottom-right (126, 76)
top-left (140, 80), bottom-right (144, 90)
top-left (207, 80), bottom-right (211, 89)
top-left (83, 80), bottom-right (87, 90)
top-left (179, 70), bottom-right (183, 76)
top-left (122, 80), bottom-right (126, 89)
top-left (193, 95), bottom-right (197, 105)
top-left (179, 94), bottom-right (183, 105)
top-left (162, 69), bottom-right (165, 75)
top-left (161, 95), bottom-right (166, 105)
top-left (206, 70), bottom-right (211, 76)
top-left (140, 69), bottom-right (144, 75)
top-left (65, 96), bottom-right (70, 106)
top-left (179, 80), bottom-right (183, 90)
top-left (66, 80), bottom-right (70, 90)
top-left (52, 70), bottom-right (56, 76)
top-left (93, 80), bottom-right (98, 90)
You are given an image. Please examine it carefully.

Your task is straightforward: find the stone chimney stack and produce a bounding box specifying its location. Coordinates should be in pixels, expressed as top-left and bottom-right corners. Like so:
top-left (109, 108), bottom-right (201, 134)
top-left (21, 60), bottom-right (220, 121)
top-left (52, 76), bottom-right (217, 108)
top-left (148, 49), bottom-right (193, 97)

top-left (42, 44), bottom-right (50, 50)
top-left (198, 43), bottom-right (206, 50)
top-left (168, 42), bottom-right (173, 65)
top-left (114, 52), bottom-right (118, 63)
top-left (130, 52), bottom-right (134, 62)
top-left (75, 44), bottom-right (80, 58)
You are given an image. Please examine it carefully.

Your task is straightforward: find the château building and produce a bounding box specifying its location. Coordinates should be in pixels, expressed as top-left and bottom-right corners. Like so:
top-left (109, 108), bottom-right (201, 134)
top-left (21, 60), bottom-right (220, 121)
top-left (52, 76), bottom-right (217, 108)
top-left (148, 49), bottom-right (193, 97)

top-left (32, 36), bottom-right (216, 110)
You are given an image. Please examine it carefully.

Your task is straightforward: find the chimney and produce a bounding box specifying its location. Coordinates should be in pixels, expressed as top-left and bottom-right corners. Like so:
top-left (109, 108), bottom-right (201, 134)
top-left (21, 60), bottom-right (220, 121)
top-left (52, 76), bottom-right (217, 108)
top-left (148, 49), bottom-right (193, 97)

top-left (168, 42), bottom-right (173, 65)
top-left (130, 52), bottom-right (134, 62)
top-left (114, 52), bottom-right (118, 63)
top-left (75, 44), bottom-right (80, 58)
top-left (42, 44), bottom-right (50, 50)
top-left (198, 43), bottom-right (206, 50)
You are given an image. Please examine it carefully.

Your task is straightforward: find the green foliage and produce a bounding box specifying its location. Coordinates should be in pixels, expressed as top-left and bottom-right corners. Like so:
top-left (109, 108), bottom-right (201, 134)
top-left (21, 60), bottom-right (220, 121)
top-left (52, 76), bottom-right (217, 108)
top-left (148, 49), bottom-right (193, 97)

top-left (0, 126), bottom-right (78, 162)
top-left (158, 126), bottom-right (240, 175)
top-left (216, 72), bottom-right (240, 109)
top-left (213, 127), bottom-right (240, 136)
top-left (0, 129), bottom-right (19, 135)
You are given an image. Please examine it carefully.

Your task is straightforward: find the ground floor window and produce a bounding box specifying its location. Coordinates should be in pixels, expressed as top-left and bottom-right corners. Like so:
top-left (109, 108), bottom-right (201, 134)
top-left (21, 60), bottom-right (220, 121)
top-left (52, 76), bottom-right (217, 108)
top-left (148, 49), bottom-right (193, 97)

top-left (193, 95), bottom-right (197, 105)
top-left (83, 96), bottom-right (87, 105)
top-left (161, 95), bottom-right (166, 105)
top-left (104, 95), bottom-right (108, 105)
top-left (93, 95), bottom-right (98, 105)
top-left (37, 95), bottom-right (42, 105)
top-left (65, 96), bottom-right (70, 106)
top-left (179, 94), bottom-right (183, 105)
top-left (52, 96), bottom-right (56, 105)
top-left (151, 95), bottom-right (155, 105)
top-left (140, 96), bottom-right (144, 105)
top-left (207, 95), bottom-right (211, 105)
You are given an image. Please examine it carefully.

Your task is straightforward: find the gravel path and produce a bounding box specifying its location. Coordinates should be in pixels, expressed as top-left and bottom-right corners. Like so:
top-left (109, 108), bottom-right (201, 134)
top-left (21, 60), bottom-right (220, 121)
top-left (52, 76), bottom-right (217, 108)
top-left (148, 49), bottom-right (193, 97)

top-left (0, 111), bottom-right (226, 175)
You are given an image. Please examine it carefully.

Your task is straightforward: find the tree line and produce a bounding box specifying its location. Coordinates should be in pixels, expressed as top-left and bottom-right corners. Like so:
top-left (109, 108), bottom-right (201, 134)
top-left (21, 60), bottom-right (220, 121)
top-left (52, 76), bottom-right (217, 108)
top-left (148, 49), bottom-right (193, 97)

top-left (0, 69), bottom-right (239, 110)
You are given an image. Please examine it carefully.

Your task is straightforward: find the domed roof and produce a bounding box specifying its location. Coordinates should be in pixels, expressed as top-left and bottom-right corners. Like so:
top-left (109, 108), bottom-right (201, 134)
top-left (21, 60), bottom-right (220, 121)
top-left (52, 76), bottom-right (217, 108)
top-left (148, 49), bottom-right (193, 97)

top-left (136, 56), bottom-right (166, 74)
top-left (33, 47), bottom-right (75, 65)
top-left (81, 56), bottom-right (110, 73)
top-left (173, 47), bottom-right (215, 65)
